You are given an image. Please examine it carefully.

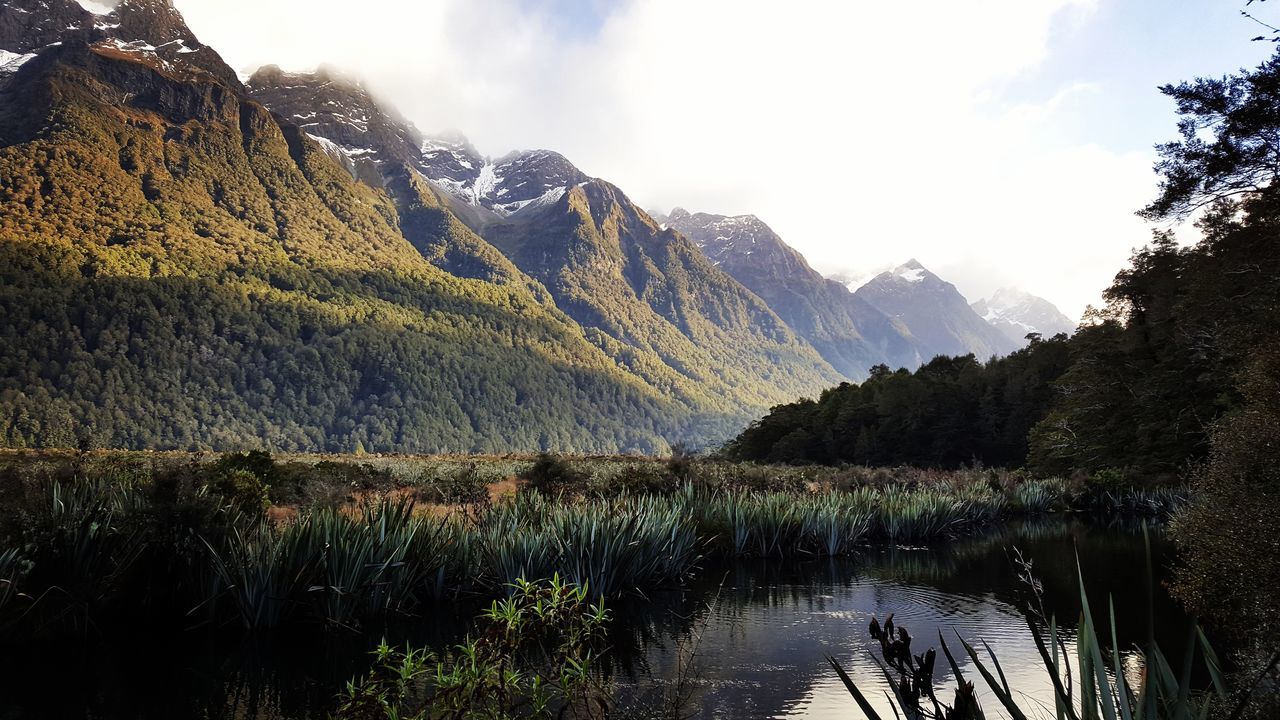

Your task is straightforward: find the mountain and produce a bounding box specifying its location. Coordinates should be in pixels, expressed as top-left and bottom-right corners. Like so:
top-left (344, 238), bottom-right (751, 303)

top-left (657, 208), bottom-right (922, 379)
top-left (0, 0), bottom-right (242, 88)
top-left (972, 288), bottom-right (1077, 346)
top-left (481, 184), bottom-right (843, 408)
top-left (249, 70), bottom-right (842, 419)
top-left (0, 0), bottom-right (824, 453)
top-left (854, 260), bottom-right (1020, 361)
top-left (248, 66), bottom-right (588, 231)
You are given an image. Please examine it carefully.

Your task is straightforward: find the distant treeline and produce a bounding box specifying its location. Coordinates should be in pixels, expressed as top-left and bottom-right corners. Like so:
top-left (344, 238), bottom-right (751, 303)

top-left (726, 337), bottom-right (1071, 469)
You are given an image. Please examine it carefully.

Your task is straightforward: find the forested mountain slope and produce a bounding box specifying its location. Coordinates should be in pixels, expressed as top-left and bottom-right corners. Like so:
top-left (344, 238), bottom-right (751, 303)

top-left (250, 68), bottom-right (843, 414)
top-left (0, 0), bottom-right (790, 452)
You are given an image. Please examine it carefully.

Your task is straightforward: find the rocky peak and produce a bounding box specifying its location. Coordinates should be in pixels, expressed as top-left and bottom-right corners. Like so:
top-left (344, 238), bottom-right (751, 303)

top-left (247, 65), bottom-right (425, 179)
top-left (1, 0), bottom-right (98, 54)
top-left (113, 0), bottom-right (190, 45)
top-left (855, 260), bottom-right (1020, 360)
top-left (248, 68), bottom-right (589, 219)
top-left (664, 209), bottom-right (786, 268)
top-left (973, 287), bottom-right (1077, 345)
top-left (0, 0), bottom-right (241, 89)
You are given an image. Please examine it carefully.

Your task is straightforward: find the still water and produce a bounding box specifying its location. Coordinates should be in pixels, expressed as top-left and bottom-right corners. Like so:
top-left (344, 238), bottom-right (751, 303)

top-left (0, 518), bottom-right (1188, 720)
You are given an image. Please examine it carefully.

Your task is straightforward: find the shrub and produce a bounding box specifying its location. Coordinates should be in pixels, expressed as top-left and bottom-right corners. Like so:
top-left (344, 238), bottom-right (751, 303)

top-left (1085, 466), bottom-right (1128, 495)
top-left (335, 576), bottom-right (610, 720)
top-left (415, 463), bottom-right (491, 507)
top-left (521, 454), bottom-right (581, 497)
top-left (210, 451), bottom-right (277, 483)
top-left (208, 469), bottom-right (271, 513)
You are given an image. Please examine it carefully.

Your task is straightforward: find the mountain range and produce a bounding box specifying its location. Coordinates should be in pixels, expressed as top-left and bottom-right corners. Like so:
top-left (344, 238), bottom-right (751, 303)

top-left (0, 0), bottom-right (1072, 453)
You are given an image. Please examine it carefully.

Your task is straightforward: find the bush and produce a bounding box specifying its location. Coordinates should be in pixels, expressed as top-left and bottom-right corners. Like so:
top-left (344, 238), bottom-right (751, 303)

top-left (209, 469), bottom-right (271, 513)
top-left (335, 576), bottom-right (610, 720)
top-left (415, 463), bottom-right (490, 506)
top-left (210, 450), bottom-right (277, 483)
top-left (1173, 407), bottom-right (1280, 693)
top-left (1085, 466), bottom-right (1128, 496)
top-left (521, 454), bottom-right (581, 497)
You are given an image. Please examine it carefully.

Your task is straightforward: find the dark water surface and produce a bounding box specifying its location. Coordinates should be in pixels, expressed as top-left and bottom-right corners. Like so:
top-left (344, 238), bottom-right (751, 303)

top-left (0, 518), bottom-right (1189, 720)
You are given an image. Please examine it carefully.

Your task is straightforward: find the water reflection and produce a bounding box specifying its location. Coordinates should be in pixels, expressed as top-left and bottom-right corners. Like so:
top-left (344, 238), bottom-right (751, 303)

top-left (0, 518), bottom-right (1186, 720)
top-left (610, 518), bottom-right (1185, 719)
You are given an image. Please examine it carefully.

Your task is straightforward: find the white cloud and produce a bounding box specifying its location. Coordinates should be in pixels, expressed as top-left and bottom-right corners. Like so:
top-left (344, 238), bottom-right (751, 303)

top-left (173, 0), bottom-right (1157, 319)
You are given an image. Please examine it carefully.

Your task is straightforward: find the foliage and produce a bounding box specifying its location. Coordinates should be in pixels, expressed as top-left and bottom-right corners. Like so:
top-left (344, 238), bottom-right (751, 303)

top-left (335, 576), bottom-right (610, 720)
top-left (727, 336), bottom-right (1073, 468)
top-left (0, 452), bottom-right (1192, 637)
top-left (1172, 345), bottom-right (1280, 714)
top-left (1028, 54), bottom-right (1280, 479)
top-left (521, 454), bottom-right (581, 498)
top-left (1141, 51), bottom-right (1280, 221)
top-left (0, 547), bottom-right (31, 619)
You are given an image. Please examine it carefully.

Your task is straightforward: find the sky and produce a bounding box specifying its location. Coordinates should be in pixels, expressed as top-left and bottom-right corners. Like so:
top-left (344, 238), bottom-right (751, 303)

top-left (154, 0), bottom-right (1277, 320)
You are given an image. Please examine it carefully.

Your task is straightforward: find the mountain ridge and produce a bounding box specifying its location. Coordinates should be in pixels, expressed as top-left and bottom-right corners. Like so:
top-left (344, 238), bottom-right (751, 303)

top-left (249, 68), bottom-right (843, 412)
top-left (658, 207), bottom-right (924, 379)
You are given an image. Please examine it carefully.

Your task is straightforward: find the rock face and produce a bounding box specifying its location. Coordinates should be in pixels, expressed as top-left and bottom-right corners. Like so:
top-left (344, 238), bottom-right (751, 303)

top-left (659, 208), bottom-right (923, 379)
top-left (249, 67), bottom-right (589, 229)
top-left (854, 260), bottom-right (1021, 361)
top-left (972, 287), bottom-right (1077, 346)
top-left (0, 0), bottom-right (241, 89)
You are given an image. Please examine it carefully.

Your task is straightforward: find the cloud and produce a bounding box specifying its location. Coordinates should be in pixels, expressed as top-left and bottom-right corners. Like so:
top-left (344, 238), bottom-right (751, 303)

top-left (174, 0), bottom-right (1156, 319)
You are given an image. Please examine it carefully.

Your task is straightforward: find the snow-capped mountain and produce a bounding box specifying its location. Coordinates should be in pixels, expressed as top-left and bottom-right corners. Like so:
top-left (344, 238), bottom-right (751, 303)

top-left (854, 260), bottom-right (1021, 361)
top-left (246, 66), bottom-right (588, 227)
top-left (0, 0), bottom-right (242, 89)
top-left (422, 138), bottom-right (589, 217)
top-left (972, 288), bottom-right (1076, 346)
top-left (658, 208), bottom-right (923, 378)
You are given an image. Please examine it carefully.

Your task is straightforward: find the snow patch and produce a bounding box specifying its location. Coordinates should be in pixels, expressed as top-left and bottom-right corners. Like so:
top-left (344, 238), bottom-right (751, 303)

top-left (75, 0), bottom-right (117, 15)
top-left (0, 50), bottom-right (38, 76)
top-left (471, 161), bottom-right (499, 202)
top-left (494, 186), bottom-right (566, 215)
top-left (896, 267), bottom-right (926, 283)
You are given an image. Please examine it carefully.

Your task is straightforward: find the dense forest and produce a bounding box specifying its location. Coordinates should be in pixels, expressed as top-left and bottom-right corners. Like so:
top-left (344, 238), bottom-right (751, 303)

top-left (726, 336), bottom-right (1072, 469)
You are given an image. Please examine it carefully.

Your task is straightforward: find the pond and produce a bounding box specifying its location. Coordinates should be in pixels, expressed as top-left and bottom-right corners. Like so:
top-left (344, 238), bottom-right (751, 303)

top-left (0, 518), bottom-right (1189, 720)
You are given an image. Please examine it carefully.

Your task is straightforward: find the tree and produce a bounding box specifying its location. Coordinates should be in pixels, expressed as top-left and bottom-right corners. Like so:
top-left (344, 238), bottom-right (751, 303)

top-left (1142, 49), bottom-right (1280, 220)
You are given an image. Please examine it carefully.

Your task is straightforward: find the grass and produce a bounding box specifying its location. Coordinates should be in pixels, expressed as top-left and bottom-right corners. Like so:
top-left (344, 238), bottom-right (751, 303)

top-left (0, 450), bottom-right (1190, 635)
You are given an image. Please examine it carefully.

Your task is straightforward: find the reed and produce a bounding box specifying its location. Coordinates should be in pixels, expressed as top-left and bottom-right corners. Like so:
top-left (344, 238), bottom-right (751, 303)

top-left (203, 521), bottom-right (313, 629)
top-left (476, 494), bottom-right (701, 597)
top-left (0, 547), bottom-right (28, 616)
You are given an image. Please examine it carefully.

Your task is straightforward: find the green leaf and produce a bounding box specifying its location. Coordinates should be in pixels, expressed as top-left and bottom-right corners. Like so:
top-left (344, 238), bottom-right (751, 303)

top-left (826, 654), bottom-right (886, 720)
